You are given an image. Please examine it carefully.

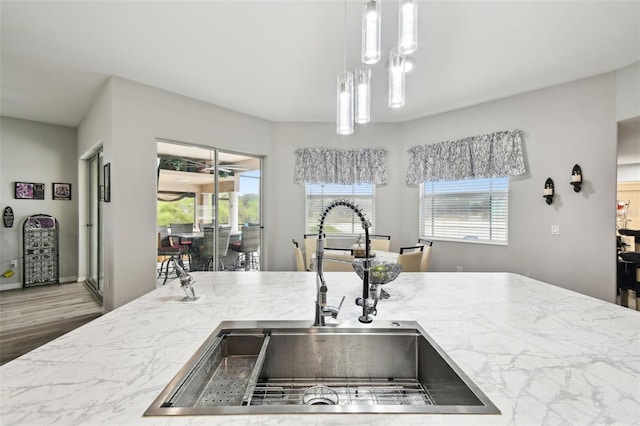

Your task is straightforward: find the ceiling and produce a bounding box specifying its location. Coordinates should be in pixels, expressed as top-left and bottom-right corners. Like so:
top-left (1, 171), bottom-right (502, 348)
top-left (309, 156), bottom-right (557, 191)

top-left (1, 1), bottom-right (639, 129)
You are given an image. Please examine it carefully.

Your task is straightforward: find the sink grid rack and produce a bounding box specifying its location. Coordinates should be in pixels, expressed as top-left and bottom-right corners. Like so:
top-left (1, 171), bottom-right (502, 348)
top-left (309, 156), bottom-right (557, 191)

top-left (249, 377), bottom-right (435, 406)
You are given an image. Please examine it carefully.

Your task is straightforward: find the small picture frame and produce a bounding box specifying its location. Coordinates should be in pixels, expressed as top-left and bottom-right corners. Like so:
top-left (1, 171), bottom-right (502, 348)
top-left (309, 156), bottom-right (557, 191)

top-left (52, 183), bottom-right (72, 200)
top-left (15, 182), bottom-right (45, 200)
top-left (103, 163), bottom-right (111, 202)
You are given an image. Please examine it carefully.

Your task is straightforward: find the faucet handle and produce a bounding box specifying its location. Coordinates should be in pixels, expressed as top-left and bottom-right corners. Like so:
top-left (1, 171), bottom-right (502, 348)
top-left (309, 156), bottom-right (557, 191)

top-left (323, 296), bottom-right (345, 320)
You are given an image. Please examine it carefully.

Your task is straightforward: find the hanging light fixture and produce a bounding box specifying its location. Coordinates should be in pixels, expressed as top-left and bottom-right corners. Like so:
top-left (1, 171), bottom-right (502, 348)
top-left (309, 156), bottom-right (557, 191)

top-left (398, 0), bottom-right (418, 54)
top-left (337, 0), bottom-right (418, 133)
top-left (337, 72), bottom-right (354, 135)
top-left (337, 0), bottom-right (354, 135)
top-left (388, 47), bottom-right (406, 108)
top-left (361, 0), bottom-right (382, 65)
top-left (355, 65), bottom-right (371, 124)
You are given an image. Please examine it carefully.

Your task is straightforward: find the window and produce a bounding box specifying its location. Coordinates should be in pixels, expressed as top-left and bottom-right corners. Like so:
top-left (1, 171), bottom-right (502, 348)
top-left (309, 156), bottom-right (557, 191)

top-left (419, 177), bottom-right (508, 244)
top-left (305, 183), bottom-right (375, 235)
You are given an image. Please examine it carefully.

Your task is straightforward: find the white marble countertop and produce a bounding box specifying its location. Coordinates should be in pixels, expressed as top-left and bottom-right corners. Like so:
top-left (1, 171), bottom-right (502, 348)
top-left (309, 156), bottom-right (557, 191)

top-left (1, 272), bottom-right (639, 425)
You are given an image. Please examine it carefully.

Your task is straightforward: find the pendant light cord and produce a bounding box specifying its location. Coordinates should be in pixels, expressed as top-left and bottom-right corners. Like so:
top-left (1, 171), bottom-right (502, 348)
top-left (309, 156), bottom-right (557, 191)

top-left (343, 0), bottom-right (347, 72)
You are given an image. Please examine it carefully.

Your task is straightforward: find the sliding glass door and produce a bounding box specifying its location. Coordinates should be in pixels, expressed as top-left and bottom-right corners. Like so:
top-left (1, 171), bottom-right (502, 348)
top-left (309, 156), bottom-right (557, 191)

top-left (86, 151), bottom-right (104, 298)
top-left (157, 141), bottom-right (262, 274)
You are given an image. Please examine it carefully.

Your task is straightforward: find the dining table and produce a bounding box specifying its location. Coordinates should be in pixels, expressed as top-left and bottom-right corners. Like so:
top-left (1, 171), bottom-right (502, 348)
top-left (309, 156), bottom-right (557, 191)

top-left (170, 231), bottom-right (242, 271)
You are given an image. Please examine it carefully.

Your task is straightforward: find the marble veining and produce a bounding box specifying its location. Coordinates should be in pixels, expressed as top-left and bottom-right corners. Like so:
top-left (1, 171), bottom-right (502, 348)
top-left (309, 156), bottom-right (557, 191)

top-left (1, 272), bottom-right (638, 425)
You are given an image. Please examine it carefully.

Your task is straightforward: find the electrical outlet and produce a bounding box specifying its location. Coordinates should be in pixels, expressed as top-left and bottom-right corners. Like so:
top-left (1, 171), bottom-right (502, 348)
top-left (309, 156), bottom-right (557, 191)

top-left (551, 225), bottom-right (560, 235)
top-left (10, 259), bottom-right (18, 268)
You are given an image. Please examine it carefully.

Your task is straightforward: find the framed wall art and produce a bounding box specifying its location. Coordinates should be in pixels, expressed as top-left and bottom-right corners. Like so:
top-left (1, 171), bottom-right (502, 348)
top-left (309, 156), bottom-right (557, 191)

top-left (15, 182), bottom-right (45, 200)
top-left (52, 183), bottom-right (72, 200)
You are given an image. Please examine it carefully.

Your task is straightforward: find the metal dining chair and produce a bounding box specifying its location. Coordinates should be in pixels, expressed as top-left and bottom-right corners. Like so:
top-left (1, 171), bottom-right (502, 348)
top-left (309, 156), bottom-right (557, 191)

top-left (229, 224), bottom-right (261, 270)
top-left (157, 226), bottom-right (187, 284)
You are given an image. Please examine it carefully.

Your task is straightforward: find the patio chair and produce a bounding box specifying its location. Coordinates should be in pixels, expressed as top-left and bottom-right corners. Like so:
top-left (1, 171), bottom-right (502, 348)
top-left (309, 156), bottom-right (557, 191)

top-left (229, 224), bottom-right (261, 270)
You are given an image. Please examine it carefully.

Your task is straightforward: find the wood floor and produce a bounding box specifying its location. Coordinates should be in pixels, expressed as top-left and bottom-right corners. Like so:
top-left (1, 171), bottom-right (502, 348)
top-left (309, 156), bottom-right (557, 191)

top-left (0, 282), bottom-right (102, 365)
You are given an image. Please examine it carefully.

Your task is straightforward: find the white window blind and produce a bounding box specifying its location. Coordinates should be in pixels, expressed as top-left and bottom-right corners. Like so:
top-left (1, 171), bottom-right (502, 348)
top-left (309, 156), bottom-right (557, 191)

top-left (419, 177), bottom-right (508, 244)
top-left (305, 183), bottom-right (375, 235)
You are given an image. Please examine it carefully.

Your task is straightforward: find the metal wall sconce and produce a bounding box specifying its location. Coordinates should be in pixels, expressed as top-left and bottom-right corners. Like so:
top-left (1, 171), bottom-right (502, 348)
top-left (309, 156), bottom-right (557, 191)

top-left (570, 164), bottom-right (582, 192)
top-left (543, 178), bottom-right (554, 205)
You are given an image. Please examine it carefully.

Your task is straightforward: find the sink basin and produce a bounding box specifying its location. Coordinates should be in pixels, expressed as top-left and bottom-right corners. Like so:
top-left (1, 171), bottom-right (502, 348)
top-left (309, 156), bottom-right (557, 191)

top-left (144, 320), bottom-right (500, 415)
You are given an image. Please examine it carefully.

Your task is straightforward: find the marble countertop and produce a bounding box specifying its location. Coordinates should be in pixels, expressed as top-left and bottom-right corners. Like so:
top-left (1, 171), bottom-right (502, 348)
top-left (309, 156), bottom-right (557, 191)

top-left (1, 272), bottom-right (639, 425)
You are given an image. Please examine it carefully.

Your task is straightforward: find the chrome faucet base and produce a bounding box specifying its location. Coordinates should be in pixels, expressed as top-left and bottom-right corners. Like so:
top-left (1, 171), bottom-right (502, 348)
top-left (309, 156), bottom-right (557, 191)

top-left (358, 315), bottom-right (373, 323)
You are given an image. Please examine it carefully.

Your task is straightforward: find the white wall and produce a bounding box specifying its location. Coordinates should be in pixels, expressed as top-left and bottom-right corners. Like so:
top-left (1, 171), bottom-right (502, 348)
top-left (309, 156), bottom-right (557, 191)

top-left (0, 117), bottom-right (78, 289)
top-left (78, 77), bottom-right (273, 311)
top-left (400, 74), bottom-right (618, 302)
top-left (616, 62), bottom-right (640, 121)
top-left (272, 74), bottom-right (618, 303)
top-left (79, 72), bottom-right (619, 308)
top-left (77, 78), bottom-right (113, 285)
top-left (618, 164), bottom-right (640, 182)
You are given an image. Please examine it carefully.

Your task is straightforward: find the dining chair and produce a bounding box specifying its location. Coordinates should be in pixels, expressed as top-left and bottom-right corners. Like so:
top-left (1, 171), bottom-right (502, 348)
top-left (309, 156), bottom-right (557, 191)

top-left (417, 239), bottom-right (434, 272)
top-left (322, 248), bottom-right (355, 272)
top-left (157, 226), bottom-right (187, 284)
top-left (199, 226), bottom-right (232, 271)
top-left (368, 234), bottom-right (391, 251)
top-left (397, 245), bottom-right (424, 272)
top-left (170, 223), bottom-right (194, 245)
top-left (229, 224), bottom-right (261, 270)
top-left (292, 239), bottom-right (306, 272)
top-left (217, 227), bottom-right (232, 270)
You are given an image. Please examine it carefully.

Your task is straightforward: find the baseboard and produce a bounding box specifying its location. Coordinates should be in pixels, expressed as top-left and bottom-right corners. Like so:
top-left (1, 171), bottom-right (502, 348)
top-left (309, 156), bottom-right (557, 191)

top-left (0, 282), bottom-right (21, 291)
top-left (0, 276), bottom-right (79, 291)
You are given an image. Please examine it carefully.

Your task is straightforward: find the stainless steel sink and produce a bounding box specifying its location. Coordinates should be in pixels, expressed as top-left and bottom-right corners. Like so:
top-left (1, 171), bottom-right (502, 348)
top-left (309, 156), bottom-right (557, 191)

top-left (144, 320), bottom-right (500, 415)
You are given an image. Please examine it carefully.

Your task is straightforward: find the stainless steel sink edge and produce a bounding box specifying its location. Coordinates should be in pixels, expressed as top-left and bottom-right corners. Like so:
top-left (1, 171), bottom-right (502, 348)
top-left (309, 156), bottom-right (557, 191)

top-left (144, 320), bottom-right (501, 416)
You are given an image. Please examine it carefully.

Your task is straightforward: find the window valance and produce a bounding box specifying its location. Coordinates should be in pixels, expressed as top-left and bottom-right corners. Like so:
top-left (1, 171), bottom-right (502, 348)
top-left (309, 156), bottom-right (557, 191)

top-left (405, 129), bottom-right (526, 184)
top-left (294, 147), bottom-right (388, 185)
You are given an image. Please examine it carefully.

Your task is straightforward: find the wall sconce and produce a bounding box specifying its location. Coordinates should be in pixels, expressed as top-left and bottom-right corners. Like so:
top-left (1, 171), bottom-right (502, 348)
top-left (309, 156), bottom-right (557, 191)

top-left (570, 164), bottom-right (582, 192)
top-left (543, 178), bottom-right (554, 205)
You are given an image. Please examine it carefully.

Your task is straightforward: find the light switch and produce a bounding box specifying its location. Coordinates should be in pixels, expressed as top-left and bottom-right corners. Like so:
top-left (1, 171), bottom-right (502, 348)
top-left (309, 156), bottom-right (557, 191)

top-left (551, 225), bottom-right (560, 235)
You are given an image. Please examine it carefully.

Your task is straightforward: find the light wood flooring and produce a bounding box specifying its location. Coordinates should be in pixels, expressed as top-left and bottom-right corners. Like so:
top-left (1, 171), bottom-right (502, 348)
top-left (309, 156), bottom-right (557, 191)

top-left (0, 282), bottom-right (102, 365)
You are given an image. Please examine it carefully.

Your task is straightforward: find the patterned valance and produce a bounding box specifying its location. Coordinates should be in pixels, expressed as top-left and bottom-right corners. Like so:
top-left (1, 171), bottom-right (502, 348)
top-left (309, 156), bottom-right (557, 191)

top-left (294, 147), bottom-right (388, 185)
top-left (406, 129), bottom-right (526, 184)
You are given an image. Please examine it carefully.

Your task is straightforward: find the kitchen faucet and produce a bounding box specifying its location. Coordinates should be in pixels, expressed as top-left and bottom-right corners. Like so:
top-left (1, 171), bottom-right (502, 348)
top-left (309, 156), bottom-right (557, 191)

top-left (314, 199), bottom-right (376, 325)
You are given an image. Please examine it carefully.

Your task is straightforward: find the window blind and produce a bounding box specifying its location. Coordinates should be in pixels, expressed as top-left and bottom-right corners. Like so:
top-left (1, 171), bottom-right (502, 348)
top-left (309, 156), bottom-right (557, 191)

top-left (305, 183), bottom-right (375, 235)
top-left (419, 177), bottom-right (508, 244)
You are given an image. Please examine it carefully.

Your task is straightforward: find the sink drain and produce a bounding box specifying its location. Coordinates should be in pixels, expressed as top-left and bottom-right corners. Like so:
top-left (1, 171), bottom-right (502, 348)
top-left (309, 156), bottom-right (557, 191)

top-left (302, 386), bottom-right (339, 406)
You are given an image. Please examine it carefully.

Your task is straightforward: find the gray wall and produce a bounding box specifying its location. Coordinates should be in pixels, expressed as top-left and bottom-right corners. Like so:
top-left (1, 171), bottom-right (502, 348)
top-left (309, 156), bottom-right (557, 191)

top-left (271, 74), bottom-right (618, 303)
top-left (0, 117), bottom-right (78, 289)
top-left (2, 71), bottom-right (623, 307)
top-left (401, 74), bottom-right (617, 302)
top-left (78, 77), bottom-right (273, 311)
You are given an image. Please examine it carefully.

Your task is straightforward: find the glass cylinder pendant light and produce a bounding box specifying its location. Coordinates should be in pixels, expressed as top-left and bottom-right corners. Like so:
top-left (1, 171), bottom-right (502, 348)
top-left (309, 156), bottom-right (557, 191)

top-left (361, 0), bottom-right (381, 64)
top-left (398, 0), bottom-right (418, 54)
top-left (355, 65), bottom-right (371, 124)
top-left (388, 47), bottom-right (406, 108)
top-left (337, 71), bottom-right (354, 135)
